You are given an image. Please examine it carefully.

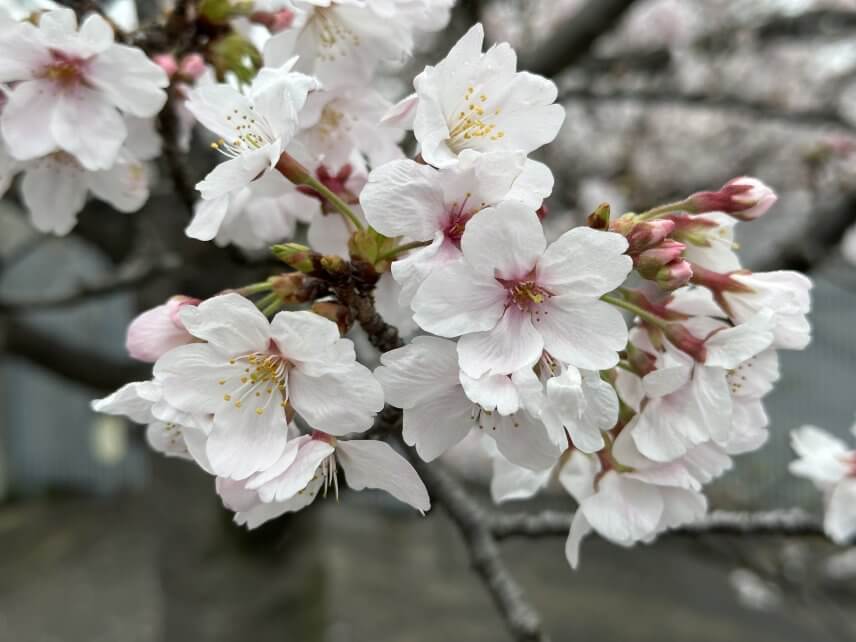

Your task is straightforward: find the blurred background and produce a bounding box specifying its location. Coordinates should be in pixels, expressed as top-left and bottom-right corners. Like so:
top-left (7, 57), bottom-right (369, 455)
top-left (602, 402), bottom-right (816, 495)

top-left (1, 0), bottom-right (856, 640)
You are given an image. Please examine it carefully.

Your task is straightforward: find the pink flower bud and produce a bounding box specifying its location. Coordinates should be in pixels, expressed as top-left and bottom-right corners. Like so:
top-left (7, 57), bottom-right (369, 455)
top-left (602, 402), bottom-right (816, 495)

top-left (689, 176), bottom-right (777, 221)
top-left (178, 53), bottom-right (206, 80)
top-left (125, 296), bottom-right (200, 362)
top-left (626, 219), bottom-right (676, 253)
top-left (153, 53), bottom-right (178, 78)
top-left (636, 239), bottom-right (686, 277)
top-left (655, 260), bottom-right (693, 291)
top-left (664, 323), bottom-right (707, 362)
top-left (249, 8), bottom-right (294, 32)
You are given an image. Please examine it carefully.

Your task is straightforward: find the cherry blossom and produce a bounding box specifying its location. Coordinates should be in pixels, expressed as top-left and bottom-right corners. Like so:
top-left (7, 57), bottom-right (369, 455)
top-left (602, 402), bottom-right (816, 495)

top-left (0, 8), bottom-right (168, 170)
top-left (409, 23), bottom-right (565, 167)
top-left (217, 432), bottom-right (430, 528)
top-left (790, 423), bottom-right (856, 544)
top-left (361, 150), bottom-right (553, 304)
top-left (153, 293), bottom-right (384, 480)
top-left (187, 58), bottom-right (319, 203)
top-left (411, 202), bottom-right (632, 378)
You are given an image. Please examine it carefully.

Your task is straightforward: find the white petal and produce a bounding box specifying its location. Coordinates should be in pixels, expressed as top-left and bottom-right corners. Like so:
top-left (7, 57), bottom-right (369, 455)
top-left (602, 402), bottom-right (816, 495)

top-left (490, 455), bottom-right (550, 503)
top-left (486, 412), bottom-right (562, 471)
top-left (375, 336), bottom-right (460, 409)
top-left (825, 480), bottom-right (856, 544)
top-left (460, 372), bottom-right (520, 415)
top-left (269, 310), bottom-right (344, 365)
top-left (538, 228), bottom-right (632, 297)
top-left (52, 87), bottom-right (126, 170)
top-left (248, 437), bottom-right (333, 502)
top-left (91, 380), bottom-right (160, 424)
top-left (179, 293), bottom-right (270, 354)
top-left (87, 43), bottom-right (168, 116)
top-left (580, 474), bottom-right (663, 545)
top-left (704, 311), bottom-right (775, 369)
top-left (336, 440), bottom-right (431, 512)
top-left (565, 511), bottom-right (592, 569)
top-left (21, 160), bottom-right (87, 235)
top-left (460, 202), bottom-right (545, 280)
top-left (538, 297), bottom-right (626, 370)
top-left (402, 387), bottom-right (475, 462)
top-left (458, 306), bottom-right (543, 378)
top-left (289, 363), bottom-right (384, 435)
top-left (186, 195), bottom-right (231, 240)
top-left (196, 145), bottom-right (275, 200)
top-left (411, 260), bottom-right (506, 337)
top-left (2, 81), bottom-right (61, 161)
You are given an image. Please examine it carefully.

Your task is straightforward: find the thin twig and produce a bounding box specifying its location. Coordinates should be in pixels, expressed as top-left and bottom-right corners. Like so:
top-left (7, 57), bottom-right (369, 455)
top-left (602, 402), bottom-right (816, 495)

top-left (402, 440), bottom-right (549, 642)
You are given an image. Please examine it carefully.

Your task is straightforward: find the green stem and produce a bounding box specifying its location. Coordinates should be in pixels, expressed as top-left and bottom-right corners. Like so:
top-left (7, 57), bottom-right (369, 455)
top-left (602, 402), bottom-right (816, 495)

top-left (377, 240), bottom-right (432, 262)
top-left (262, 299), bottom-right (284, 317)
top-left (256, 292), bottom-right (279, 311)
top-left (239, 281), bottom-right (274, 295)
top-left (303, 174), bottom-right (364, 231)
top-left (637, 198), bottom-right (693, 221)
top-left (601, 293), bottom-right (669, 330)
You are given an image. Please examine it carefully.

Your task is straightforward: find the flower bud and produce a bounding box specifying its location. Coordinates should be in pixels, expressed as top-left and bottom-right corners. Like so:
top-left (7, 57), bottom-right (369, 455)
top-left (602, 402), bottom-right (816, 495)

top-left (126, 296), bottom-right (200, 362)
top-left (587, 203), bottom-right (610, 229)
top-left (250, 8), bottom-right (294, 32)
top-left (689, 176), bottom-right (777, 221)
top-left (178, 53), bottom-right (206, 80)
top-left (626, 342), bottom-right (657, 376)
top-left (626, 219), bottom-right (676, 253)
top-left (655, 260), bottom-right (693, 291)
top-left (635, 240), bottom-right (686, 278)
top-left (269, 273), bottom-right (313, 303)
top-left (272, 243), bottom-right (315, 273)
top-left (152, 53), bottom-right (178, 78)
top-left (663, 323), bottom-right (707, 362)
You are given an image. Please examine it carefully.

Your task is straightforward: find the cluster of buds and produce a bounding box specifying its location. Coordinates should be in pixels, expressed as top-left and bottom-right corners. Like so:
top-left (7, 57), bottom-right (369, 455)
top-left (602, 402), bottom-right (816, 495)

top-left (611, 214), bottom-right (692, 291)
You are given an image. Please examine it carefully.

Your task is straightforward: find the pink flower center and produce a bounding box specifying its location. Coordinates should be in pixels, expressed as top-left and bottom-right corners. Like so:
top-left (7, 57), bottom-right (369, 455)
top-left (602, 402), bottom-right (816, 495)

top-left (41, 51), bottom-right (88, 87)
top-left (843, 452), bottom-right (856, 478)
top-left (220, 350), bottom-right (291, 416)
top-left (442, 194), bottom-right (483, 248)
top-left (498, 275), bottom-right (553, 313)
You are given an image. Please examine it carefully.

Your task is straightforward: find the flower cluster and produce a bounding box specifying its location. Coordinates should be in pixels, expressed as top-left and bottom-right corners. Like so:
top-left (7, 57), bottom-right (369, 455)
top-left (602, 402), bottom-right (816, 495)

top-left (4, 0), bottom-right (822, 567)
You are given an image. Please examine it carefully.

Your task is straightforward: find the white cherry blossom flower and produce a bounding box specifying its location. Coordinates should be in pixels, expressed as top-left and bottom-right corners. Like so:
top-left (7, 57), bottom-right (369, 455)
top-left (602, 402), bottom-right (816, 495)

top-left (563, 424), bottom-right (731, 568)
top-left (360, 149), bottom-right (553, 304)
top-left (630, 310), bottom-right (775, 461)
top-left (790, 423), bottom-right (856, 544)
top-left (92, 380), bottom-right (212, 470)
top-left (375, 336), bottom-right (561, 470)
top-left (153, 293), bottom-right (384, 480)
top-left (187, 58), bottom-right (319, 202)
top-left (186, 170), bottom-right (320, 249)
top-left (3, 115), bottom-right (161, 235)
top-left (411, 202), bottom-right (632, 379)
top-left (262, 0), bottom-right (417, 86)
top-left (0, 8), bottom-right (168, 170)
top-left (410, 23), bottom-right (565, 168)
top-left (217, 432), bottom-right (430, 528)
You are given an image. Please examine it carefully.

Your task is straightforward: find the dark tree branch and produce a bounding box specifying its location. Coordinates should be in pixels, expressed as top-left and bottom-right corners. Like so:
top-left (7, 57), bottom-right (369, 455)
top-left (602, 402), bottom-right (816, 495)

top-left (157, 88), bottom-right (197, 215)
top-left (559, 87), bottom-right (855, 133)
top-left (756, 9), bottom-right (856, 41)
top-left (519, 0), bottom-right (640, 77)
top-left (403, 443), bottom-right (549, 642)
top-left (490, 508), bottom-right (823, 540)
top-left (1, 317), bottom-right (150, 391)
top-left (0, 254), bottom-right (180, 312)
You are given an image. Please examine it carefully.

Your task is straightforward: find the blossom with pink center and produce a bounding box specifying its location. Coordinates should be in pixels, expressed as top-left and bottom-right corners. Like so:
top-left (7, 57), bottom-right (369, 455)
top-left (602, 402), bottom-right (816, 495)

top-left (411, 201), bottom-right (632, 378)
top-left (153, 293), bottom-right (384, 480)
top-left (126, 296), bottom-right (201, 363)
top-left (360, 149), bottom-right (553, 304)
top-left (790, 423), bottom-right (856, 544)
top-left (217, 432), bottom-right (430, 529)
top-left (0, 8), bottom-right (168, 170)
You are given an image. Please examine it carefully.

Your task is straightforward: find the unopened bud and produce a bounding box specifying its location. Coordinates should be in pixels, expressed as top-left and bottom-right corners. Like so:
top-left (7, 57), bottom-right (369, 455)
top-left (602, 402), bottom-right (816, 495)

top-left (636, 240), bottom-right (686, 278)
top-left (209, 33), bottom-right (261, 83)
top-left (626, 219), bottom-right (676, 253)
top-left (664, 323), bottom-right (707, 362)
top-left (320, 254), bottom-right (347, 275)
top-left (689, 176), bottom-right (777, 221)
top-left (587, 203), bottom-right (610, 229)
top-left (178, 53), bottom-right (206, 79)
top-left (626, 342), bottom-right (657, 376)
top-left (269, 273), bottom-right (310, 303)
top-left (655, 260), bottom-right (693, 291)
top-left (272, 243), bottom-right (314, 273)
top-left (152, 53), bottom-right (178, 78)
top-left (312, 301), bottom-right (351, 336)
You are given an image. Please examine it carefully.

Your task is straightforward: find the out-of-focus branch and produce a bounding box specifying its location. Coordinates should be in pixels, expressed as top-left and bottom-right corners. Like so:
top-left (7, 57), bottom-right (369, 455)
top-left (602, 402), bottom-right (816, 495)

top-left (756, 9), bottom-right (856, 41)
top-left (754, 195), bottom-right (856, 273)
top-left (403, 443), bottom-right (549, 642)
top-left (157, 88), bottom-right (197, 216)
top-left (519, 0), bottom-right (639, 77)
top-left (490, 508), bottom-right (823, 540)
top-left (0, 254), bottom-right (180, 312)
top-left (1, 317), bottom-right (149, 391)
top-left (559, 87), bottom-right (855, 133)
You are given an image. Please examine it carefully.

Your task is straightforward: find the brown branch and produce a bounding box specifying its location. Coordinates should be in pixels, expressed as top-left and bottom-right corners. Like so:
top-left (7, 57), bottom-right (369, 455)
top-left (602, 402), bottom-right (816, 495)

top-left (401, 437), bottom-right (549, 642)
top-left (519, 0), bottom-right (640, 77)
top-left (490, 508), bottom-right (823, 540)
top-left (1, 317), bottom-right (150, 391)
top-left (157, 89), bottom-right (197, 216)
